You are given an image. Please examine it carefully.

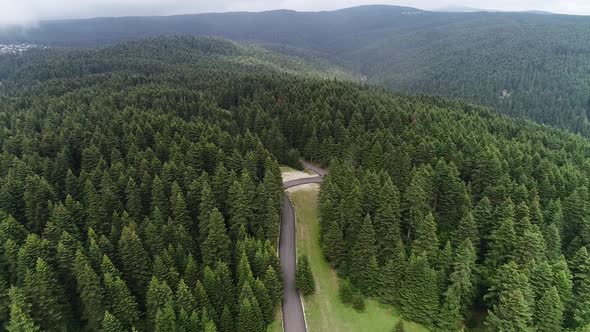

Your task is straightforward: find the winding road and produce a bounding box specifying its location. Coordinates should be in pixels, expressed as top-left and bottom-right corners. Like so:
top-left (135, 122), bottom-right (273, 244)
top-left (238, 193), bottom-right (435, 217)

top-left (280, 162), bottom-right (326, 332)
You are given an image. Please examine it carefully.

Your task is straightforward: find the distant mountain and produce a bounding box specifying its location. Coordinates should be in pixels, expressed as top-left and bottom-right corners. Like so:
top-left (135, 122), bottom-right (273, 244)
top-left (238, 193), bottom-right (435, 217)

top-left (434, 6), bottom-right (555, 14)
top-left (522, 10), bottom-right (555, 15)
top-left (433, 5), bottom-right (490, 13)
top-left (3, 5), bottom-right (590, 135)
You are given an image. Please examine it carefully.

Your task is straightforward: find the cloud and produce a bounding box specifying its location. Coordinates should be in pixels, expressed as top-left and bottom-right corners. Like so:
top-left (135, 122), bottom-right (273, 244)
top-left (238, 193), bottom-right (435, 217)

top-left (1, 0), bottom-right (589, 26)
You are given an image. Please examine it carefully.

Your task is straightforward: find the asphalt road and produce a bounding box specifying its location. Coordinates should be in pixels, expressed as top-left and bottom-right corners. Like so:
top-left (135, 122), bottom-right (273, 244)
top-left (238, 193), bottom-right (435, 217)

top-left (280, 163), bottom-right (326, 332)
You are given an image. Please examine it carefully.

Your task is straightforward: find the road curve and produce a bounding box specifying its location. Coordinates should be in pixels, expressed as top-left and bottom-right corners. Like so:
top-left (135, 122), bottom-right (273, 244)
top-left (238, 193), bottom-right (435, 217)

top-left (301, 161), bottom-right (327, 178)
top-left (280, 164), bottom-right (326, 332)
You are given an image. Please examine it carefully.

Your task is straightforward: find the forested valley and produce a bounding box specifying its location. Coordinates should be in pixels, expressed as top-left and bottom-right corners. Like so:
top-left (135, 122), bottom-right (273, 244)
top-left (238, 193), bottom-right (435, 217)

top-left (5, 5), bottom-right (590, 136)
top-left (1, 36), bottom-right (590, 331)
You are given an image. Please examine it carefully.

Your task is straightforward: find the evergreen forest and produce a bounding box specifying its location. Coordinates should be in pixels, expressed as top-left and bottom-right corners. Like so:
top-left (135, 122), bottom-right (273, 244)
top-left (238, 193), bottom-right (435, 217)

top-left (1, 35), bottom-right (590, 331)
top-left (4, 5), bottom-right (590, 136)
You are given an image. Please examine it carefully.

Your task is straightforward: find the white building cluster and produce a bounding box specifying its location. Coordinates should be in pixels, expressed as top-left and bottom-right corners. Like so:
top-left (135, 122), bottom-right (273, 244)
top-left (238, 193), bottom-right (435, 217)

top-left (0, 44), bottom-right (43, 55)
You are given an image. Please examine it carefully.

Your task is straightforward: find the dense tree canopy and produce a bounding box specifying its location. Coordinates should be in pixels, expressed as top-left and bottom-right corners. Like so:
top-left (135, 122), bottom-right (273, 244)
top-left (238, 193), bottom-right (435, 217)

top-left (4, 5), bottom-right (590, 136)
top-left (0, 37), bottom-right (286, 331)
top-left (2, 35), bottom-right (590, 331)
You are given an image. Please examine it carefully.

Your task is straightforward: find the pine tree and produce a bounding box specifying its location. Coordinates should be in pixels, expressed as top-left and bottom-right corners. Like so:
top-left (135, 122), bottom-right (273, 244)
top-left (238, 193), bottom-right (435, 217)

top-left (202, 208), bottom-right (231, 267)
top-left (227, 181), bottom-right (248, 239)
top-left (6, 287), bottom-right (40, 332)
top-left (175, 279), bottom-right (197, 314)
top-left (473, 196), bottom-right (494, 253)
top-left (398, 254), bottom-right (439, 326)
top-left (551, 255), bottom-right (573, 311)
top-left (485, 289), bottom-right (533, 332)
top-left (253, 278), bottom-right (273, 324)
top-left (434, 160), bottom-right (468, 237)
top-left (529, 260), bottom-right (554, 302)
top-left (405, 166), bottom-right (433, 238)
top-left (563, 188), bottom-right (590, 250)
top-left (571, 246), bottom-right (590, 328)
top-left (263, 266), bottom-right (282, 307)
top-left (296, 255), bottom-right (315, 296)
top-left (438, 283), bottom-right (463, 331)
top-left (146, 277), bottom-right (173, 326)
top-left (352, 291), bottom-right (365, 312)
top-left (215, 262), bottom-right (236, 316)
top-left (155, 301), bottom-right (177, 332)
top-left (49, 202), bottom-right (80, 241)
top-left (535, 287), bottom-right (563, 332)
top-left (374, 202), bottom-right (403, 265)
top-left (237, 298), bottom-right (262, 332)
top-left (126, 178), bottom-right (143, 222)
top-left (340, 181), bottom-right (363, 248)
top-left (74, 251), bottom-right (105, 331)
top-left (263, 198), bottom-right (280, 242)
top-left (171, 191), bottom-right (191, 230)
top-left (198, 182), bottom-right (216, 244)
top-left (23, 175), bottom-right (56, 234)
top-left (456, 211), bottom-right (479, 250)
top-left (515, 225), bottom-right (546, 267)
top-left (448, 240), bottom-right (477, 311)
top-left (194, 280), bottom-right (214, 318)
top-left (339, 278), bottom-right (354, 305)
top-left (379, 247), bottom-right (406, 305)
top-left (100, 311), bottom-right (125, 332)
top-left (118, 226), bottom-right (151, 299)
top-left (236, 251), bottom-right (254, 290)
top-left (183, 255), bottom-right (199, 286)
top-left (103, 273), bottom-right (140, 329)
top-left (349, 214), bottom-right (377, 292)
top-left (543, 223), bottom-right (562, 261)
top-left (321, 214), bottom-right (345, 267)
top-left (219, 305), bottom-right (233, 332)
top-left (485, 261), bottom-right (534, 311)
top-left (65, 170), bottom-right (80, 200)
top-left (0, 274), bottom-right (8, 323)
top-left (411, 212), bottom-right (439, 262)
top-left (24, 258), bottom-right (68, 331)
top-left (485, 207), bottom-right (517, 271)
top-left (177, 308), bottom-right (199, 332)
top-left (151, 175), bottom-right (168, 219)
top-left (203, 266), bottom-right (223, 315)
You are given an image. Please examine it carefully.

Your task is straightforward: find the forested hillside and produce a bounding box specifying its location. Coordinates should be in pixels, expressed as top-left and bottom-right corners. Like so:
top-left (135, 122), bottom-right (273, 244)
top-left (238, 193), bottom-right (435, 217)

top-left (0, 37), bottom-right (298, 331)
top-left (4, 5), bottom-right (590, 136)
top-left (2, 36), bottom-right (590, 331)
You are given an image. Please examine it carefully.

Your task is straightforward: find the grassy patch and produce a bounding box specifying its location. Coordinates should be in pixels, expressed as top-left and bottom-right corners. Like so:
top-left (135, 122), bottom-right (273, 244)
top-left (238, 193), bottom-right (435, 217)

top-left (280, 165), bottom-right (315, 175)
top-left (280, 166), bottom-right (298, 173)
top-left (288, 189), bottom-right (430, 332)
top-left (267, 314), bottom-right (283, 332)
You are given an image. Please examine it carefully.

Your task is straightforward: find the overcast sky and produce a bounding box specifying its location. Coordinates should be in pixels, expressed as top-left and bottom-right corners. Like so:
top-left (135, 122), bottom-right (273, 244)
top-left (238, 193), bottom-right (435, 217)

top-left (2, 0), bottom-right (590, 26)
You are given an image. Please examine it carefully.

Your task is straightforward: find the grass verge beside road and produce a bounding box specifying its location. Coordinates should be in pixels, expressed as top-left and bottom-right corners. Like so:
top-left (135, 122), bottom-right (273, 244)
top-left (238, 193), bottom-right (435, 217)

top-left (288, 188), bottom-right (429, 332)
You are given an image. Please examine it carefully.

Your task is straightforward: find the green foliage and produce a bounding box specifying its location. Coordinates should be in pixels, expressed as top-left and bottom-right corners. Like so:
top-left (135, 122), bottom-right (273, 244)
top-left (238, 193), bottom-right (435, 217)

top-left (535, 287), bottom-right (564, 332)
top-left (349, 214), bottom-right (377, 293)
top-left (201, 208), bottom-right (231, 267)
top-left (339, 278), bottom-right (354, 305)
top-left (23, 258), bottom-right (68, 331)
top-left (485, 289), bottom-right (533, 332)
top-left (74, 251), bottom-right (105, 331)
top-left (352, 291), bottom-right (366, 312)
top-left (2, 34), bottom-right (590, 331)
top-left (296, 255), bottom-right (315, 296)
top-left (6, 287), bottom-right (40, 332)
top-left (101, 311), bottom-right (125, 332)
top-left (398, 254), bottom-right (439, 327)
